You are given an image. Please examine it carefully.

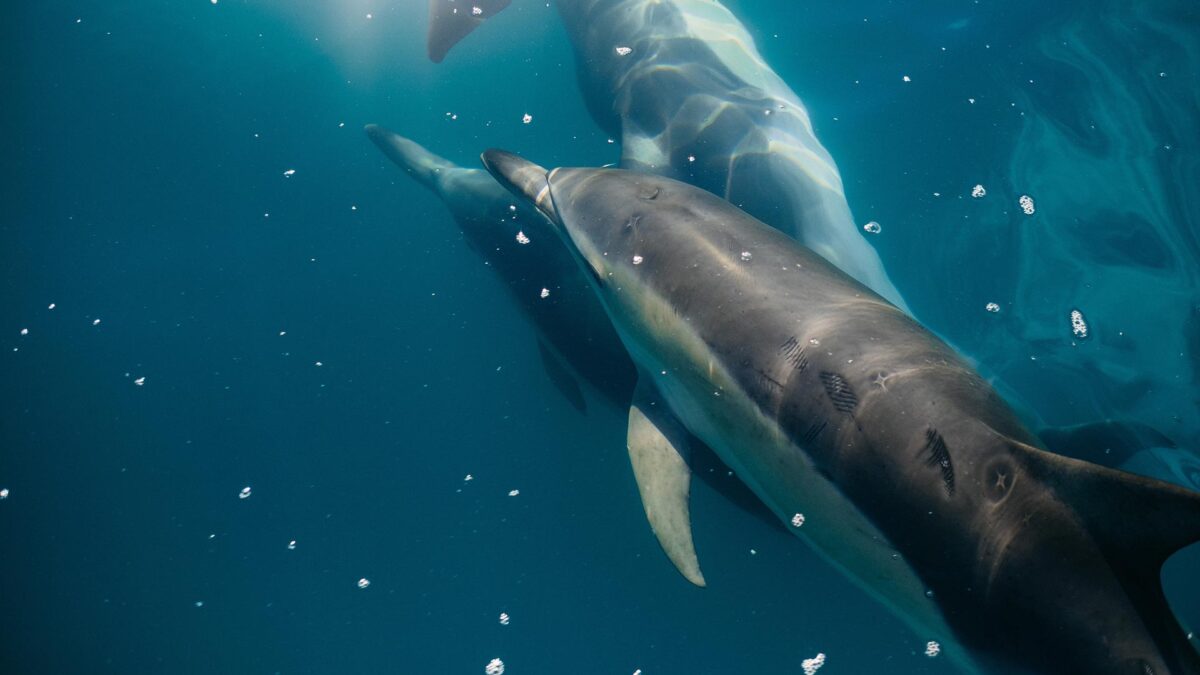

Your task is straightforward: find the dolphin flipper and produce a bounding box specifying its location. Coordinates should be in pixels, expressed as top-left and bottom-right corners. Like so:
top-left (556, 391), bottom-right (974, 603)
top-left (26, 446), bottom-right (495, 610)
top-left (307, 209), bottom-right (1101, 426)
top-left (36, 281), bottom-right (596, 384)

top-left (627, 377), bottom-right (706, 587)
top-left (427, 0), bottom-right (512, 63)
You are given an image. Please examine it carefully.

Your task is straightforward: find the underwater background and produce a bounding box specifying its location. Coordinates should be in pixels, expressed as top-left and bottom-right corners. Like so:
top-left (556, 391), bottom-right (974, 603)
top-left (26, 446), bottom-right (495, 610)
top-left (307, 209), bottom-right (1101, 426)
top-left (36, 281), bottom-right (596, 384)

top-left (2, 1), bottom-right (1199, 673)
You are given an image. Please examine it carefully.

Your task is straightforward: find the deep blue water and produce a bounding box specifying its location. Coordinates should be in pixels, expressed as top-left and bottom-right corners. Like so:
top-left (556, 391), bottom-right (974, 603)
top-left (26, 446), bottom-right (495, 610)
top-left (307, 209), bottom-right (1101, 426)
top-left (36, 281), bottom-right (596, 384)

top-left (2, 1), bottom-right (1198, 673)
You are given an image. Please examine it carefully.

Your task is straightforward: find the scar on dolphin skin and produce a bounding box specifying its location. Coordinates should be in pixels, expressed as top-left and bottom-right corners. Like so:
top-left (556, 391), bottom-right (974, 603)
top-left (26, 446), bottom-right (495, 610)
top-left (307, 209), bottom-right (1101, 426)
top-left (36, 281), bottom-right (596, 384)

top-left (819, 371), bottom-right (858, 414)
top-left (800, 420), bottom-right (827, 446)
top-left (923, 428), bottom-right (956, 496)
top-left (778, 336), bottom-right (809, 371)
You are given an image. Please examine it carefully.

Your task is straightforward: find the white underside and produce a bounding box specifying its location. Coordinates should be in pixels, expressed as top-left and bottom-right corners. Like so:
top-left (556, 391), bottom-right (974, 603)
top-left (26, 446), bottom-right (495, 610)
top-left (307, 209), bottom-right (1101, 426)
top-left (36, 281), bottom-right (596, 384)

top-left (608, 266), bottom-right (981, 673)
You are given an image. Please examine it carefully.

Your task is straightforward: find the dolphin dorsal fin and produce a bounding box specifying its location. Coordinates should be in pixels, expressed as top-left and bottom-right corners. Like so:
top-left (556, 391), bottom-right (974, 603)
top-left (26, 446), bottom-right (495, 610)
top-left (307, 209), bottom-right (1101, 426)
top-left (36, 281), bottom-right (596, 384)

top-left (626, 377), bottom-right (706, 587)
top-left (1013, 440), bottom-right (1200, 571)
top-left (427, 0), bottom-right (513, 63)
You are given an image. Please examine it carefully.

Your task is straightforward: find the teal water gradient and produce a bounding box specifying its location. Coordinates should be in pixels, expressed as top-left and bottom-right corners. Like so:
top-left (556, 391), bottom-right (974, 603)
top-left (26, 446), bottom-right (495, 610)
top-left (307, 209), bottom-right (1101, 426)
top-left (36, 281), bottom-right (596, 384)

top-left (2, 1), bottom-right (1197, 673)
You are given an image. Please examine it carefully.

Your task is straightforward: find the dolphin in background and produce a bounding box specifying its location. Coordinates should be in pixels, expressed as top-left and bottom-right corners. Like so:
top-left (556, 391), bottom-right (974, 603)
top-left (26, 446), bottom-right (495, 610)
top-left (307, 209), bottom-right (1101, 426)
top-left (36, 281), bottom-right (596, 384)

top-left (426, 0), bottom-right (909, 311)
top-left (364, 123), bottom-right (787, 528)
top-left (483, 148), bottom-right (1200, 675)
top-left (364, 123), bottom-right (633, 412)
top-left (422, 0), bottom-right (1200, 476)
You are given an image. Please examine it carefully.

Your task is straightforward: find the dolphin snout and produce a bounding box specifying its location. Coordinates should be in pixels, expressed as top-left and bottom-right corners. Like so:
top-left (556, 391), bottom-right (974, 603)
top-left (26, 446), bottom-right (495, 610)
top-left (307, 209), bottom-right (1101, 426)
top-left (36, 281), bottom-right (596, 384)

top-left (481, 149), bottom-right (554, 219)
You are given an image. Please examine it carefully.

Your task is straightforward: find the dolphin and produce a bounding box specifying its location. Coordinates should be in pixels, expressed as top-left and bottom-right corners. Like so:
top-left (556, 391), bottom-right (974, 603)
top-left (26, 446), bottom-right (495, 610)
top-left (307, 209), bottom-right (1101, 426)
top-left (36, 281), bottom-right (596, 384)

top-left (364, 124), bottom-right (786, 528)
top-left (364, 123), bottom-right (633, 411)
top-left (426, 0), bottom-right (511, 63)
top-left (426, 0), bottom-right (909, 311)
top-left (422, 0), bottom-right (1200, 479)
top-left (482, 149), bottom-right (1200, 675)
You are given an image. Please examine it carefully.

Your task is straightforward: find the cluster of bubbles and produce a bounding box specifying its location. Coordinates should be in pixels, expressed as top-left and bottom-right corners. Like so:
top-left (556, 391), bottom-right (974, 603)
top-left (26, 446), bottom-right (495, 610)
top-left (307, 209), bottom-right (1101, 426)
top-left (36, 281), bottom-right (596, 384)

top-left (862, 221), bottom-right (882, 234)
top-left (1018, 195), bottom-right (1036, 215)
top-left (971, 184), bottom-right (987, 198)
top-left (801, 652), bottom-right (826, 675)
top-left (485, 658), bottom-right (505, 675)
top-left (925, 641), bottom-right (941, 658)
top-left (1069, 309), bottom-right (1090, 339)
top-left (985, 302), bottom-right (1001, 314)
top-left (790, 513), bottom-right (806, 528)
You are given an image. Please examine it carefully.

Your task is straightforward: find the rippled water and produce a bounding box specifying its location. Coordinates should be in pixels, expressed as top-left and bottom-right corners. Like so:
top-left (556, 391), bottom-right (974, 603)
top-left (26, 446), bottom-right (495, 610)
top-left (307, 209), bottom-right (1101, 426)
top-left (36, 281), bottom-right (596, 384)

top-left (2, 1), bottom-right (1198, 673)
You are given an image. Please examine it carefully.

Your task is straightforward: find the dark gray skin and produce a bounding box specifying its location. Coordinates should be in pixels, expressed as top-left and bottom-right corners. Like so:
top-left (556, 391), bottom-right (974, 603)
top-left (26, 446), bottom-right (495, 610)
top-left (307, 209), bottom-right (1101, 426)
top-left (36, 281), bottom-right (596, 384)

top-left (364, 125), bottom-right (782, 527)
top-left (484, 149), bottom-right (1200, 675)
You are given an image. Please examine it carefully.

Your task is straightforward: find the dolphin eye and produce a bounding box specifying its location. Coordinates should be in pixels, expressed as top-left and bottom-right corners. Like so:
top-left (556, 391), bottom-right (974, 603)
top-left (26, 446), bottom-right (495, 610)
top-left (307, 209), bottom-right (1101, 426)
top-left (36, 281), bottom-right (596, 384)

top-left (639, 186), bottom-right (661, 200)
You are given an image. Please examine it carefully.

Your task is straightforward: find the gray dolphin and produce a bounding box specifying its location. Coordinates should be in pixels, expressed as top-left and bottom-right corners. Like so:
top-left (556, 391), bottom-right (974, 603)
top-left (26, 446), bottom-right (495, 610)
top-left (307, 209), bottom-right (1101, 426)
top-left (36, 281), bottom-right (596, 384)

top-left (427, 0), bottom-right (908, 311)
top-left (365, 124), bottom-right (788, 528)
top-left (423, 0), bottom-right (1200, 482)
top-left (482, 149), bottom-right (1200, 675)
top-left (364, 124), bottom-right (633, 410)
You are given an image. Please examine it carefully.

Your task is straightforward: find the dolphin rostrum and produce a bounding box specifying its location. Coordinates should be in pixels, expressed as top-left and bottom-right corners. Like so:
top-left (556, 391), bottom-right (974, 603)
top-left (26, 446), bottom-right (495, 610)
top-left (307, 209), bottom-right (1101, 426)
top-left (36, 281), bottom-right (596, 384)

top-left (482, 148), bottom-right (1200, 675)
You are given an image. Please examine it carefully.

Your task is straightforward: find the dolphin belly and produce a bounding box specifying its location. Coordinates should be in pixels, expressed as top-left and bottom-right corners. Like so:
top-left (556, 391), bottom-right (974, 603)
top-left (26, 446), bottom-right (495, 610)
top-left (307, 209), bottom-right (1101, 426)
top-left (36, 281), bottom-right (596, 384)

top-left (614, 271), bottom-right (977, 671)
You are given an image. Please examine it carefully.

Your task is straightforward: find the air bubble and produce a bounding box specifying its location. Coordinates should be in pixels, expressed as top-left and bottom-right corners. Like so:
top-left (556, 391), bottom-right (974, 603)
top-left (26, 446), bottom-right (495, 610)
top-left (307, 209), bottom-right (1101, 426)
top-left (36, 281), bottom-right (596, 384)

top-left (1070, 309), bottom-right (1090, 339)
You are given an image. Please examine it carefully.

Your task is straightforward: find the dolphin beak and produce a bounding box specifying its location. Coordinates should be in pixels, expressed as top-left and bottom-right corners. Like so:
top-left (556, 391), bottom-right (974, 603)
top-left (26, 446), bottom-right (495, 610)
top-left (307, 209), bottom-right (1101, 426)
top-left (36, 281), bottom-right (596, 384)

top-left (481, 149), bottom-right (555, 221)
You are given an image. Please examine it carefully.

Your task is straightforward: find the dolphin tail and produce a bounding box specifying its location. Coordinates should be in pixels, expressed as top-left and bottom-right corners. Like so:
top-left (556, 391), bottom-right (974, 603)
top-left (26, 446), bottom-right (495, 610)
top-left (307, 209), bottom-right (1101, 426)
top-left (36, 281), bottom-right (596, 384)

top-left (364, 124), bottom-right (460, 194)
top-left (427, 0), bottom-right (512, 63)
top-left (1015, 440), bottom-right (1200, 669)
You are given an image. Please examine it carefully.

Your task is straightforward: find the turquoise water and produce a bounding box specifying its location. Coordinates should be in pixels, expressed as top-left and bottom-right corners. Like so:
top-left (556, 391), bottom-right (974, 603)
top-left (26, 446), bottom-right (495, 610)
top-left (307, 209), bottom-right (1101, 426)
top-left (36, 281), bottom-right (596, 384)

top-left (2, 1), bottom-right (1198, 673)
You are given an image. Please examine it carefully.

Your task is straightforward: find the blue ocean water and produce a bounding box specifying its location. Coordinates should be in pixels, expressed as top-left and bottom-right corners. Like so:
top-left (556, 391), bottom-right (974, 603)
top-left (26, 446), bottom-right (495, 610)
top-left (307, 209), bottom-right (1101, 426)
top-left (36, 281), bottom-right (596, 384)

top-left (2, 1), bottom-right (1198, 674)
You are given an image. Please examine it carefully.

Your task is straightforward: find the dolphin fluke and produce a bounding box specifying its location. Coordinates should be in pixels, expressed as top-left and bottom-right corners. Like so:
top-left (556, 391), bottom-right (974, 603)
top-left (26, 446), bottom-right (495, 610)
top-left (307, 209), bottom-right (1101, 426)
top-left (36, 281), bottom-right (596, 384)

top-left (427, 0), bottom-right (512, 63)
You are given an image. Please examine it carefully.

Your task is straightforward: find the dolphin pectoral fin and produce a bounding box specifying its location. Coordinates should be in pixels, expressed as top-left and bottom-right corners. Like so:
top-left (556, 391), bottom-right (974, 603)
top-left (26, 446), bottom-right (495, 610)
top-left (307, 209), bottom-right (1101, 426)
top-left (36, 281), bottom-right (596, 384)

top-left (1038, 419), bottom-right (1177, 467)
top-left (627, 378), bottom-right (706, 587)
top-left (427, 0), bottom-right (512, 63)
top-left (535, 338), bottom-right (587, 414)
